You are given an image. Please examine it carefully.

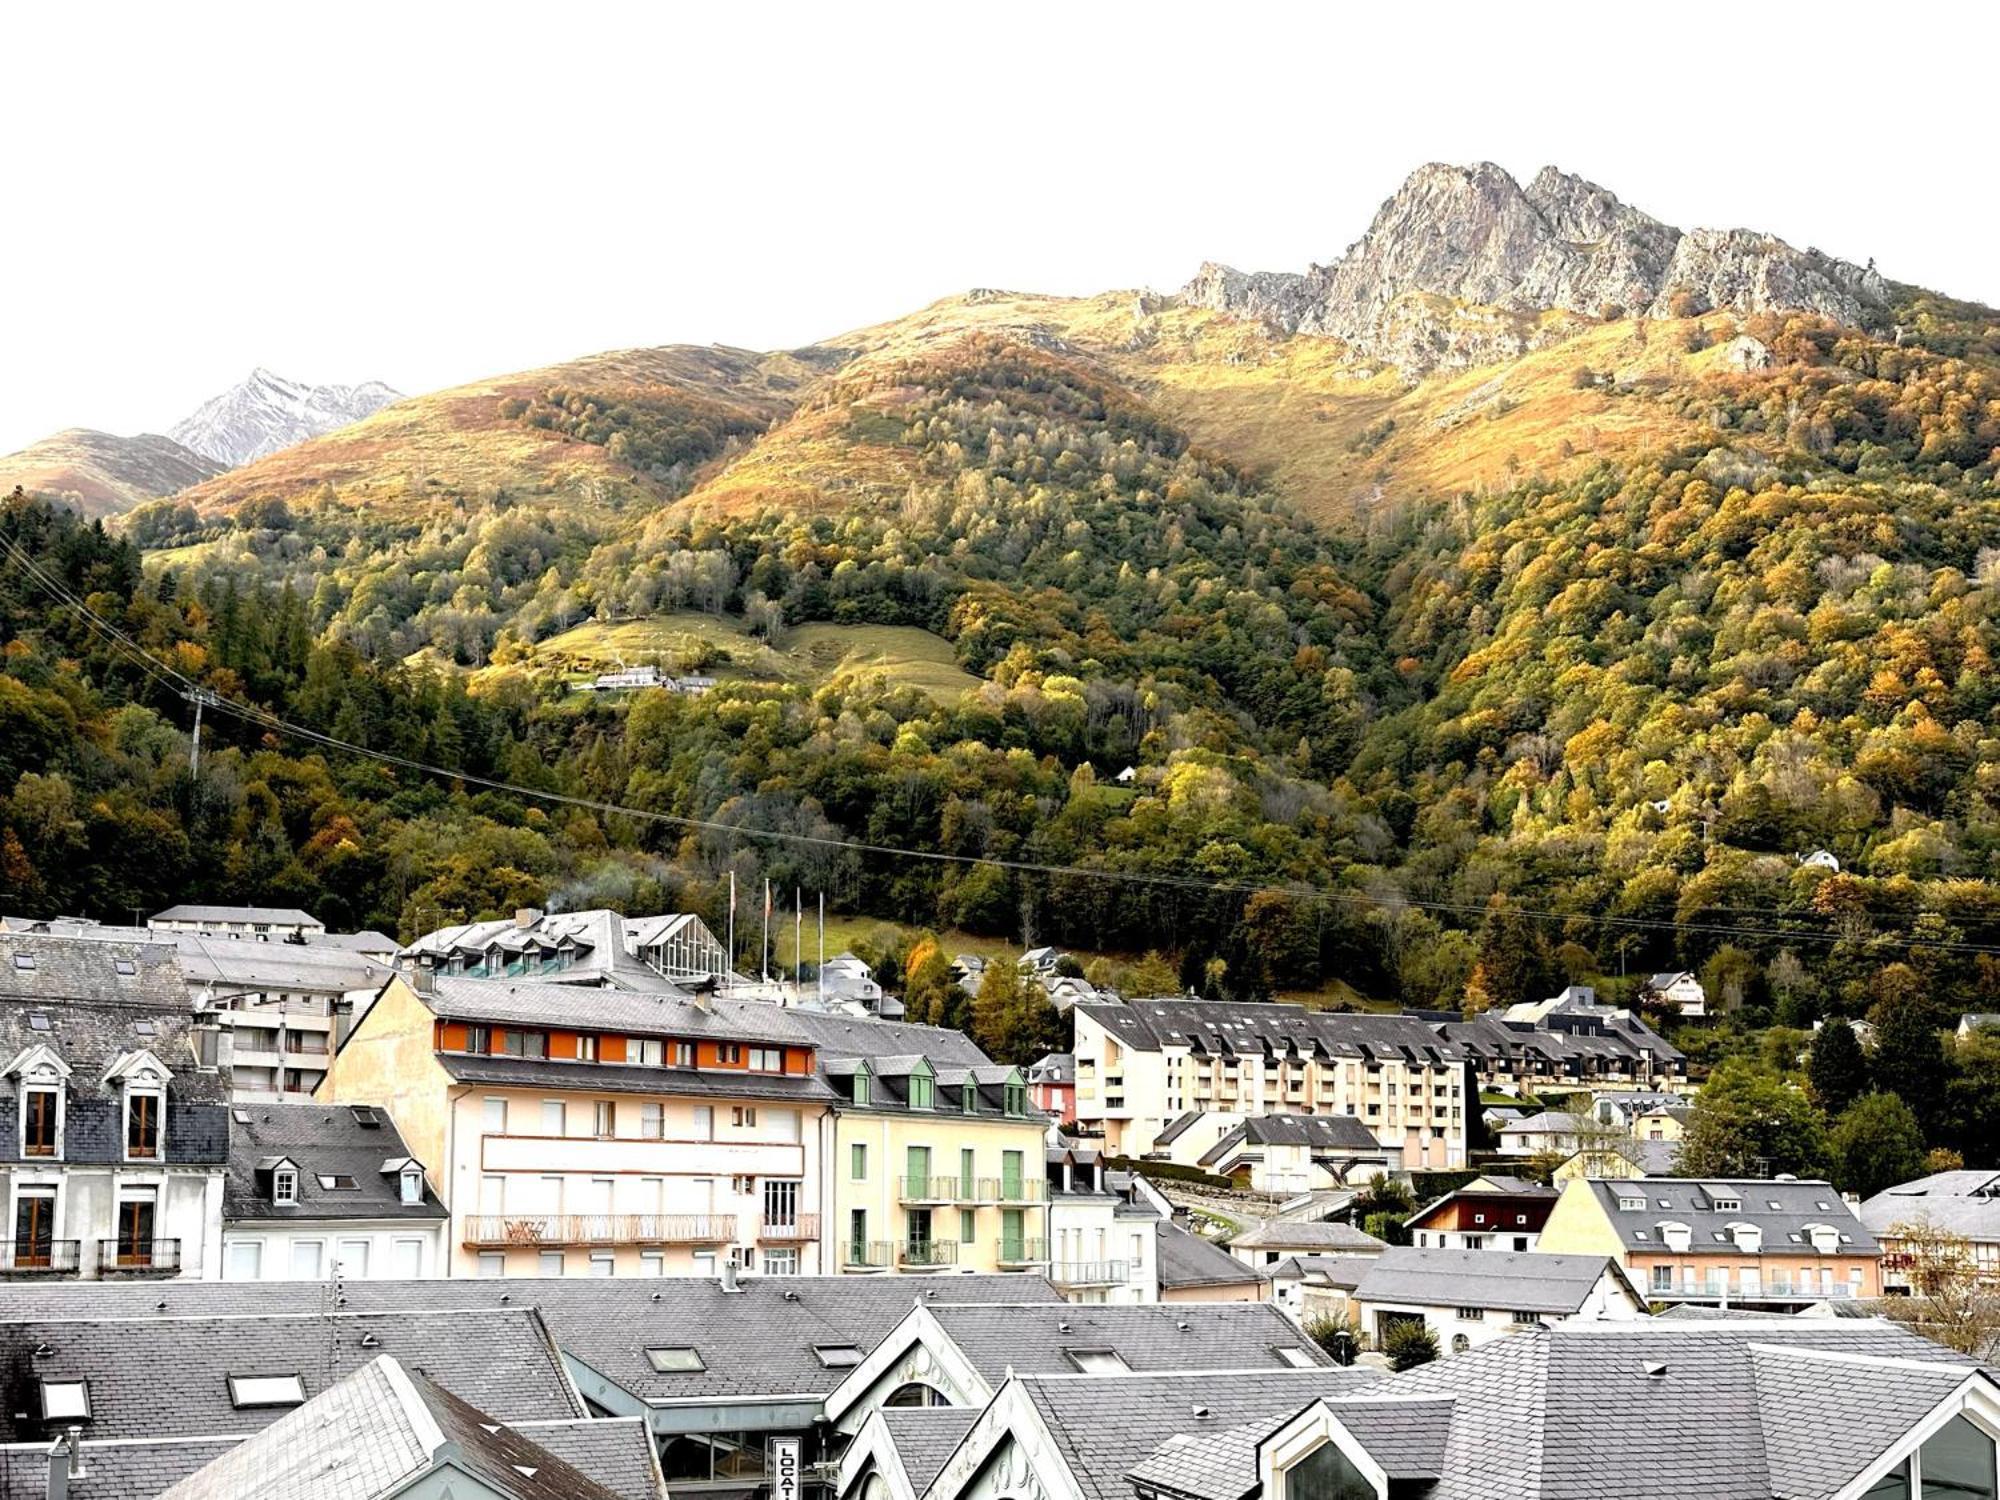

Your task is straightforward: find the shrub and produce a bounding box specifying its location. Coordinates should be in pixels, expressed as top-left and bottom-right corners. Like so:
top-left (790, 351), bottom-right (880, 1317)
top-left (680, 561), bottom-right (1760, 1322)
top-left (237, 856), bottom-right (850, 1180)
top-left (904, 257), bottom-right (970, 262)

top-left (1303, 1311), bottom-right (1359, 1365)
top-left (1382, 1321), bottom-right (1439, 1370)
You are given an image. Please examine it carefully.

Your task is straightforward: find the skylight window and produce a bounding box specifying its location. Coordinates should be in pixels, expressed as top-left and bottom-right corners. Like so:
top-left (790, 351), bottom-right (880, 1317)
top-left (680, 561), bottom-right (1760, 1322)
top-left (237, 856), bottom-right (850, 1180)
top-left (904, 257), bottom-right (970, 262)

top-left (646, 1347), bottom-right (705, 1372)
top-left (813, 1344), bottom-right (864, 1368)
top-left (114, 960), bottom-right (136, 976)
top-left (317, 1174), bottom-right (358, 1191)
top-left (1273, 1347), bottom-right (1317, 1368)
top-left (40, 1380), bottom-right (89, 1420)
top-left (13, 954), bottom-right (36, 971)
top-left (1065, 1349), bottom-right (1131, 1374)
top-left (228, 1374), bottom-right (306, 1408)
top-left (27, 1013), bottom-right (49, 1032)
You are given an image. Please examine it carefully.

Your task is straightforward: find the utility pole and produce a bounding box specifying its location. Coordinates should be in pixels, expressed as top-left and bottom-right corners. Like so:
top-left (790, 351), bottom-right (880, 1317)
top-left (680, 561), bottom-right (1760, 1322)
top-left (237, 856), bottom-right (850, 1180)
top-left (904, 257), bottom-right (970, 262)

top-left (182, 688), bottom-right (220, 775)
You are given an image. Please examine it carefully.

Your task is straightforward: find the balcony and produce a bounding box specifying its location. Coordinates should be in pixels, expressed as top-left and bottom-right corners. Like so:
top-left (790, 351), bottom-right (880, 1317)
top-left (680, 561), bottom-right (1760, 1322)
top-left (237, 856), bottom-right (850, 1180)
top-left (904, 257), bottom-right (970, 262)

top-left (0, 1241), bottom-right (80, 1277)
top-left (995, 1238), bottom-right (1048, 1268)
top-left (897, 1240), bottom-right (959, 1270)
top-left (844, 1240), bottom-right (894, 1270)
top-left (1051, 1259), bottom-right (1128, 1288)
top-left (900, 1175), bottom-right (972, 1205)
top-left (988, 1177), bottom-right (1045, 1203)
top-left (1648, 1275), bottom-right (1845, 1305)
top-left (757, 1213), bottom-right (820, 1243)
top-left (98, 1239), bottom-right (180, 1275)
top-left (460, 1214), bottom-right (737, 1249)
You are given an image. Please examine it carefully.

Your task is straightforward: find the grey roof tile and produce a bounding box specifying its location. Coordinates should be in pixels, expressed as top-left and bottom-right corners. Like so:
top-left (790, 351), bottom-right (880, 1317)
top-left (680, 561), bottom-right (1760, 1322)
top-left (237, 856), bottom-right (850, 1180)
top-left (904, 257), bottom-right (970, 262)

top-left (1351, 1248), bottom-right (1635, 1316)
top-left (223, 1102), bottom-right (446, 1223)
top-left (926, 1303), bottom-right (1327, 1384)
top-left (1155, 1223), bottom-right (1264, 1290)
top-left (881, 1409), bottom-right (979, 1495)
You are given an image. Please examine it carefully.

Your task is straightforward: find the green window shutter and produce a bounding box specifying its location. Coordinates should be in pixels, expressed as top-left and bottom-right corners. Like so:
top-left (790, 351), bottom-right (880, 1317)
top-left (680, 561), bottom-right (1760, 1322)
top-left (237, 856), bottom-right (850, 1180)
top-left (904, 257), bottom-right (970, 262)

top-left (959, 1209), bottom-right (975, 1243)
top-left (851, 1143), bottom-right (867, 1180)
top-left (1001, 1149), bottom-right (1023, 1198)
top-left (960, 1148), bottom-right (975, 1197)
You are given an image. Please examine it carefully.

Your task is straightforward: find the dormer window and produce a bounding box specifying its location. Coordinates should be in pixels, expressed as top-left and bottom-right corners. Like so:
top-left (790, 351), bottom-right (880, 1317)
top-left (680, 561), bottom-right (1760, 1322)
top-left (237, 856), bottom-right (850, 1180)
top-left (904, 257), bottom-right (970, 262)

top-left (125, 1086), bottom-right (161, 1160)
top-left (852, 1074), bottom-right (870, 1106)
top-left (1709, 1194), bottom-right (1741, 1212)
top-left (273, 1167), bottom-right (299, 1206)
top-left (961, 1082), bottom-right (976, 1114)
top-left (1005, 1081), bottom-right (1027, 1116)
top-left (399, 1166), bottom-right (424, 1206)
top-left (22, 1087), bottom-right (59, 1158)
top-left (909, 1075), bottom-right (934, 1110)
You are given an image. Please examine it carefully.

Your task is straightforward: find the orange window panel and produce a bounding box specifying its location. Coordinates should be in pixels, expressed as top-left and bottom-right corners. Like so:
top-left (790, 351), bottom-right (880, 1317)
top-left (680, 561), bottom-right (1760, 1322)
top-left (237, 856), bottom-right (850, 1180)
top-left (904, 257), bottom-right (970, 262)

top-left (548, 1032), bottom-right (579, 1061)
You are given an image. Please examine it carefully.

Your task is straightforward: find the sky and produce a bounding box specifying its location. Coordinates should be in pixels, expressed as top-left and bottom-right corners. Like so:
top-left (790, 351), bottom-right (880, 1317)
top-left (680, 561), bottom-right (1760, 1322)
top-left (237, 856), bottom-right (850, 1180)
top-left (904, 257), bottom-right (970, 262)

top-left (4, 0), bottom-right (1997, 456)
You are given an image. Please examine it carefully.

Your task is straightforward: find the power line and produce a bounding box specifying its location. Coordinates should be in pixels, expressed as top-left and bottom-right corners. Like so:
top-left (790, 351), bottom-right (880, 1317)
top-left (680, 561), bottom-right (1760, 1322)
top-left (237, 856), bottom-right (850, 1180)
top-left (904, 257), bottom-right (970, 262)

top-left (7, 528), bottom-right (1999, 956)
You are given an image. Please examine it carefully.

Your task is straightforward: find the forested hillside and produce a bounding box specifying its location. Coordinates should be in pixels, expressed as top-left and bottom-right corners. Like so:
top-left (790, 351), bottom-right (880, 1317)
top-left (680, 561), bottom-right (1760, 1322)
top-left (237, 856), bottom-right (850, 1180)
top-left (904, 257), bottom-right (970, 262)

top-left (6, 241), bottom-right (2000, 1110)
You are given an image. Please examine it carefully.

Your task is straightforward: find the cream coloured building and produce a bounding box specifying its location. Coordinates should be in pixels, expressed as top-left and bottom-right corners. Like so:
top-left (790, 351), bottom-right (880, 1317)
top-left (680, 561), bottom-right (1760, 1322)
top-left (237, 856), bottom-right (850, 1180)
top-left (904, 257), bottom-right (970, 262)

top-left (1072, 1000), bottom-right (1469, 1169)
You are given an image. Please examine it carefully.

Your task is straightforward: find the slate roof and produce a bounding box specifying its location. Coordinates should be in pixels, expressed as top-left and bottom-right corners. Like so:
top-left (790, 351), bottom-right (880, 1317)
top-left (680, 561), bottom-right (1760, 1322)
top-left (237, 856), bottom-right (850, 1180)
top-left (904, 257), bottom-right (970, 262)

top-left (1028, 1052), bottom-right (1075, 1085)
top-left (155, 1355), bottom-right (621, 1500)
top-left (1263, 1256), bottom-right (1372, 1291)
top-left (1155, 1223), bottom-right (1264, 1290)
top-left (1077, 1001), bottom-right (1463, 1066)
top-left (1858, 1170), bottom-right (2000, 1241)
top-left (1227, 1220), bottom-right (1387, 1253)
top-left (1014, 1369), bottom-right (1384, 1500)
top-left (1351, 1247), bottom-right (1637, 1316)
top-left (1578, 1178), bottom-right (1879, 1255)
top-left (173, 934), bottom-right (393, 994)
top-left (0, 1275), bottom-right (1061, 1405)
top-left (925, 1302), bottom-right (1328, 1383)
top-left (152, 905), bottom-right (320, 927)
top-left (222, 1102), bottom-right (447, 1223)
top-left (437, 1051), bottom-right (839, 1105)
top-left (0, 933), bottom-right (187, 1011)
top-left (772, 1008), bottom-right (994, 1066)
top-left (511, 1417), bottom-right (663, 1499)
top-left (1497, 1110), bottom-right (1580, 1135)
top-left (0, 1307), bottom-right (581, 1442)
top-left (0, 1437), bottom-right (236, 1499)
top-left (1126, 1397), bottom-right (1458, 1500)
top-left (881, 1408), bottom-right (979, 1494)
top-left (423, 976), bottom-right (795, 1044)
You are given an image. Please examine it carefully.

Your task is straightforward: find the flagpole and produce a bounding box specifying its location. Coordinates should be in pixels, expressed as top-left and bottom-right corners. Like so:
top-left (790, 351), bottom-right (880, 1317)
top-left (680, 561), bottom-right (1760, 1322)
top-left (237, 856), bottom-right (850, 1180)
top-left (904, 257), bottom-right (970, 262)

top-left (794, 888), bottom-right (802, 993)
top-left (761, 878), bottom-right (770, 983)
top-left (818, 892), bottom-right (825, 1006)
top-left (726, 871), bottom-right (736, 994)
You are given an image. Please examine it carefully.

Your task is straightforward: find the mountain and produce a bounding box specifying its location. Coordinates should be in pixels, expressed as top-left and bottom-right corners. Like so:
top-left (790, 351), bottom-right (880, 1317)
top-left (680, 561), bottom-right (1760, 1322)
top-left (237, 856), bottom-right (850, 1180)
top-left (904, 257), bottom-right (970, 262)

top-left (167, 368), bottom-right (402, 467)
top-left (1181, 162), bottom-right (1892, 372)
top-left (0, 427), bottom-right (224, 519)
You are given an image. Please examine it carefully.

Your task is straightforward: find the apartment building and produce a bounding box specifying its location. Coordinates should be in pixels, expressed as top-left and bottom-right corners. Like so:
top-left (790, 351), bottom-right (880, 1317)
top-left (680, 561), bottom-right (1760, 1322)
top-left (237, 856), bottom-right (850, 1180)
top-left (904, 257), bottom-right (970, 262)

top-left (776, 1009), bottom-right (1049, 1279)
top-left (404, 907), bottom-right (728, 990)
top-left (1859, 1169), bottom-right (2000, 1289)
top-left (179, 937), bottom-right (393, 1100)
top-left (1536, 1175), bottom-right (1882, 1307)
top-left (318, 974), bottom-right (834, 1277)
top-left (1405, 1174), bottom-right (1559, 1251)
top-left (1441, 986), bottom-right (1688, 1096)
top-left (148, 904), bottom-right (326, 942)
top-left (1045, 1142), bottom-right (1162, 1302)
top-left (0, 934), bottom-right (228, 1279)
top-left (1071, 1000), bottom-right (1469, 1168)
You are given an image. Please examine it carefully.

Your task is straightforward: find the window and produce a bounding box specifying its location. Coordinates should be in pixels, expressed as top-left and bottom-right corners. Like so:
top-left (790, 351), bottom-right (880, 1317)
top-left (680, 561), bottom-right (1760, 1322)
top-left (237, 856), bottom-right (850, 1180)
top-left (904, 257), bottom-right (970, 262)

top-left (693, 1106), bottom-right (713, 1140)
top-left (909, 1075), bottom-right (934, 1110)
top-left (814, 1343), bottom-right (863, 1368)
top-left (1285, 1435), bottom-right (1375, 1500)
top-left (39, 1380), bottom-right (89, 1421)
top-left (1511, 1310), bottom-right (1542, 1324)
top-left (399, 1167), bottom-right (423, 1206)
top-left (22, 1088), bottom-right (58, 1157)
top-left (273, 1168), bottom-right (299, 1205)
top-left (228, 1374), bottom-right (306, 1408)
top-left (476, 1252), bottom-right (505, 1278)
top-left (500, 1029), bottom-right (547, 1059)
top-left (594, 1101), bottom-right (617, 1138)
top-left (640, 1250), bottom-right (665, 1277)
top-left (290, 1240), bottom-right (325, 1278)
top-left (1451, 1333), bottom-right (1471, 1354)
top-left (748, 1047), bottom-right (782, 1071)
top-left (12, 953), bottom-right (35, 972)
top-left (633, 1038), bottom-right (664, 1066)
top-left (316, 1174), bottom-right (358, 1191)
top-left (959, 1209), bottom-right (976, 1244)
top-left (1066, 1349), bottom-right (1131, 1374)
top-left (670, 1042), bottom-right (693, 1067)
top-left (463, 1025), bottom-right (492, 1054)
top-left (125, 1088), bottom-right (161, 1159)
top-left (764, 1248), bottom-right (799, 1275)
top-left (641, 1102), bottom-right (665, 1139)
top-left (391, 1238), bottom-right (424, 1278)
top-left (646, 1346), bottom-right (705, 1372)
top-left (542, 1101), bottom-right (567, 1135)
top-left (1005, 1081), bottom-right (1027, 1116)
top-left (576, 1035), bottom-right (599, 1062)
top-left (961, 1082), bottom-right (976, 1114)
top-left (851, 1143), bottom-right (868, 1180)
top-left (732, 1106), bottom-right (757, 1128)
top-left (1457, 1306), bottom-right (1486, 1321)
top-left (718, 1044), bottom-right (742, 1065)
top-left (589, 1252), bottom-right (614, 1278)
top-left (483, 1097), bottom-right (508, 1132)
top-left (539, 1250), bottom-right (566, 1276)
top-left (1617, 1195), bottom-right (1646, 1212)
top-left (1710, 1195), bottom-right (1741, 1212)
top-left (852, 1073), bottom-right (870, 1106)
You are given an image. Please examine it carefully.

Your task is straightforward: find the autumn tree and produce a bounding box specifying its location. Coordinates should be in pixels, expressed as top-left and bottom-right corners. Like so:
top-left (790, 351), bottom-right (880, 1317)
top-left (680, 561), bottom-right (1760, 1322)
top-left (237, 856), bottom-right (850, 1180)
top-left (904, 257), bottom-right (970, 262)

top-left (1674, 1060), bottom-right (1828, 1179)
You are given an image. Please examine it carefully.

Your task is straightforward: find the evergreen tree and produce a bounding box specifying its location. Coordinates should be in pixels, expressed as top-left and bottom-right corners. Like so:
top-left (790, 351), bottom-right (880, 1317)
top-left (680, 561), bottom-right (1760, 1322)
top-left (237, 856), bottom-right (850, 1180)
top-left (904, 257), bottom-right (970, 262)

top-left (1806, 1021), bottom-right (1869, 1115)
top-left (1675, 1060), bottom-right (1828, 1179)
top-left (1829, 1093), bottom-right (1928, 1199)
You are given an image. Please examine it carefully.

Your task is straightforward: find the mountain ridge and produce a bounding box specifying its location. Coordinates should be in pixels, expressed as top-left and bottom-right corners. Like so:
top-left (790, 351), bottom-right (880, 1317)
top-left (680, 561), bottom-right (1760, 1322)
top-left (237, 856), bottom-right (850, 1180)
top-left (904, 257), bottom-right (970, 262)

top-left (0, 427), bottom-right (224, 519)
top-left (168, 367), bottom-right (402, 467)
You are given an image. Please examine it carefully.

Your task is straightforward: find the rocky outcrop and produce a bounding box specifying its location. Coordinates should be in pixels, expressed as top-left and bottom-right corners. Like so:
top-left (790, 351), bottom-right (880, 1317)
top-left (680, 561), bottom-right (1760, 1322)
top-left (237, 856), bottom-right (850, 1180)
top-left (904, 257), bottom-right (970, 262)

top-left (169, 368), bottom-right (401, 468)
top-left (1181, 162), bottom-right (1889, 373)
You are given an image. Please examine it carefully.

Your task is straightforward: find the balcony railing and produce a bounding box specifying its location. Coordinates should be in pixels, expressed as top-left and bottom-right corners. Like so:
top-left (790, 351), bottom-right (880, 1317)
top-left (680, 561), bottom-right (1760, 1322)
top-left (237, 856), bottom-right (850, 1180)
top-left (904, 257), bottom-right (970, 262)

top-left (0, 1241), bottom-right (80, 1275)
top-left (897, 1240), bottom-right (959, 1269)
top-left (757, 1214), bottom-right (820, 1242)
top-left (996, 1238), bottom-right (1048, 1267)
top-left (460, 1214), bottom-right (737, 1249)
top-left (984, 1177), bottom-right (1045, 1203)
top-left (98, 1239), bottom-right (180, 1273)
top-left (900, 1176), bottom-right (972, 1204)
top-left (1051, 1259), bottom-right (1128, 1287)
top-left (844, 1239), bottom-right (894, 1269)
top-left (1649, 1276), bottom-right (1846, 1302)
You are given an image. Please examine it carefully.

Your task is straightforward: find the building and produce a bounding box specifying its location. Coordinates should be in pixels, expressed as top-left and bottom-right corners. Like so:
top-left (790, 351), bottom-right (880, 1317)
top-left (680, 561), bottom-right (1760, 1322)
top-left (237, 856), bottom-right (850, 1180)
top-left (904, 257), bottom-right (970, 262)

top-left (319, 974), bottom-right (835, 1277)
top-left (1348, 1246), bottom-right (1646, 1353)
top-left (1858, 1170), bottom-right (2000, 1289)
top-left (404, 908), bottom-right (729, 991)
top-left (1154, 1221), bottom-right (1267, 1303)
top-left (176, 936), bottom-right (394, 1101)
top-left (0, 934), bottom-right (227, 1280)
top-left (157, 1354), bottom-right (663, 1500)
top-left (1405, 1175), bottom-right (1558, 1251)
top-left (147, 905), bottom-right (326, 942)
top-left (1266, 1254), bottom-right (1372, 1324)
top-left (1025, 1053), bottom-right (1075, 1123)
top-left (1552, 1136), bottom-right (1679, 1181)
top-left (1072, 1000), bottom-right (1469, 1168)
top-left (775, 1009), bottom-right (1048, 1279)
top-left (1044, 1144), bottom-right (1162, 1302)
top-left (1640, 970), bottom-right (1707, 1017)
top-left (1440, 989), bottom-right (1687, 1096)
top-left (818, 953), bottom-right (887, 1010)
top-left (1197, 1113), bottom-right (1402, 1194)
top-left (1536, 1176), bottom-right (1882, 1307)
top-left (1227, 1219), bottom-right (1387, 1268)
top-left (868, 1321), bottom-right (1997, 1500)
top-left (820, 1300), bottom-right (1329, 1438)
top-left (220, 1101), bottom-right (449, 1280)
top-left (0, 1272), bottom-right (1060, 1499)
top-left (1496, 1109), bottom-right (1583, 1156)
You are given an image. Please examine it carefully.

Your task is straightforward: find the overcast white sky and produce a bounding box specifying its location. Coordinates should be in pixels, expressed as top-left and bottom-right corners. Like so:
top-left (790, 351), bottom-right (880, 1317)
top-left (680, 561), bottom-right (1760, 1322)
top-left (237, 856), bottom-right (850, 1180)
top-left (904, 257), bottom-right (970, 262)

top-left (4, 1), bottom-right (1996, 456)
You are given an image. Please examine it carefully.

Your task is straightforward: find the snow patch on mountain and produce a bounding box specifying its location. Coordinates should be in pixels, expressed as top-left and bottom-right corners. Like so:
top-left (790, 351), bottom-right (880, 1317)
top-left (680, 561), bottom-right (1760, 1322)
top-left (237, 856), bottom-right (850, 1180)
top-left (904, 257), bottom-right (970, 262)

top-left (168, 368), bottom-right (401, 468)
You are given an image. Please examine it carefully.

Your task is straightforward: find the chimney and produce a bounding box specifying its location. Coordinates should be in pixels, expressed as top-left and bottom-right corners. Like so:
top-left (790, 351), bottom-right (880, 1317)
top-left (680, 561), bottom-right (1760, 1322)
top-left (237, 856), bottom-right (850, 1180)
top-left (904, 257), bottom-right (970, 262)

top-left (46, 1427), bottom-right (82, 1500)
top-left (719, 1259), bottom-right (741, 1294)
top-left (514, 908), bottom-right (543, 929)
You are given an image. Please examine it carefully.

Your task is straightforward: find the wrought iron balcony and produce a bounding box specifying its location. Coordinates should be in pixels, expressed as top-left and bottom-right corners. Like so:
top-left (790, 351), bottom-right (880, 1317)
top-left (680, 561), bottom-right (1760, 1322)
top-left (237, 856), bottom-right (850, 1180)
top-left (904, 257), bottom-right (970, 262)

top-left (98, 1239), bottom-right (180, 1274)
top-left (460, 1214), bottom-right (737, 1249)
top-left (896, 1239), bottom-right (959, 1269)
top-left (0, 1241), bottom-right (80, 1276)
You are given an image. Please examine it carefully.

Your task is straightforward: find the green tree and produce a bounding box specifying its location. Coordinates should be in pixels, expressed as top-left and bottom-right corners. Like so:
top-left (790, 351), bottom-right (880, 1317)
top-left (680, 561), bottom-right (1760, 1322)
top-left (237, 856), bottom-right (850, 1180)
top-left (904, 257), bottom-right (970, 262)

top-left (1381, 1321), bottom-right (1439, 1371)
top-left (1302, 1311), bottom-right (1359, 1366)
top-left (1674, 1060), bottom-right (1828, 1179)
top-left (1869, 972), bottom-right (1948, 1126)
top-left (969, 958), bottom-right (1060, 1065)
top-left (1806, 1021), bottom-right (1869, 1115)
top-left (1828, 1093), bottom-right (1927, 1198)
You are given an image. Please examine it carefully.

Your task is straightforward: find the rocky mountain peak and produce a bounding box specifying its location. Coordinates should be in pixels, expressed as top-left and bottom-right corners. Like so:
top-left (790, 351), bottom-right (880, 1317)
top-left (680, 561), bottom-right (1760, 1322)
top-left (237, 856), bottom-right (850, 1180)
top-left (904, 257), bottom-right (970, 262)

top-left (1181, 162), bottom-right (1890, 373)
top-left (168, 369), bottom-right (401, 469)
